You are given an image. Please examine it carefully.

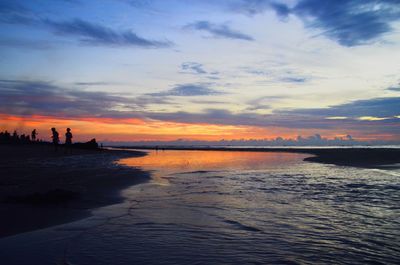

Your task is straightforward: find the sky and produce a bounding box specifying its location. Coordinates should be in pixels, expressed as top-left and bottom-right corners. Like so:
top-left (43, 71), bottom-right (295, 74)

top-left (0, 0), bottom-right (400, 143)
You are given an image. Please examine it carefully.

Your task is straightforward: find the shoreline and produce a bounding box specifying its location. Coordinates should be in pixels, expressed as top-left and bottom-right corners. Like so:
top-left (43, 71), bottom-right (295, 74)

top-left (113, 146), bottom-right (400, 167)
top-left (0, 144), bottom-right (150, 238)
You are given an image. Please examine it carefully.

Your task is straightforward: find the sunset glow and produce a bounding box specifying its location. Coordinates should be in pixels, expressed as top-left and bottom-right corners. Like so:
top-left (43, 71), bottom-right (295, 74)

top-left (1, 0), bottom-right (400, 143)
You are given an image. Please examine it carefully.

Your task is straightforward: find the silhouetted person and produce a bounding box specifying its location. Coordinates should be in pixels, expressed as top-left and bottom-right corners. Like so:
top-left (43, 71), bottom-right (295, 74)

top-left (31, 129), bottom-right (37, 142)
top-left (51, 127), bottom-right (59, 151)
top-left (12, 130), bottom-right (18, 143)
top-left (65, 128), bottom-right (73, 153)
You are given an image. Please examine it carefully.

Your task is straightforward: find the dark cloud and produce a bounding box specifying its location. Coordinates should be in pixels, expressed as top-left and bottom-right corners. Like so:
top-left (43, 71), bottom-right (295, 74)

top-left (270, 2), bottom-right (290, 17)
top-left (278, 97), bottom-right (400, 118)
top-left (149, 84), bottom-right (223, 97)
top-left (293, 0), bottom-right (400, 46)
top-left (184, 21), bottom-right (254, 41)
top-left (280, 76), bottom-right (307, 83)
top-left (387, 85), bottom-right (400, 91)
top-left (0, 1), bottom-right (171, 49)
top-left (0, 79), bottom-right (151, 118)
top-left (181, 62), bottom-right (207, 74)
top-left (0, 0), bottom-right (35, 25)
top-left (228, 0), bottom-right (400, 46)
top-left (44, 19), bottom-right (172, 48)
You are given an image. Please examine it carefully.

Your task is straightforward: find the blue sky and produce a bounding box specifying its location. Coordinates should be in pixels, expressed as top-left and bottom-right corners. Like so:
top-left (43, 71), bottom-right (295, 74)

top-left (1, 0), bottom-right (400, 141)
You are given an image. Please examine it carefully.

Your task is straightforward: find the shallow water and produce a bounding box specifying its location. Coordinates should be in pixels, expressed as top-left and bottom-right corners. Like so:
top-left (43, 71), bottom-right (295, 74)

top-left (1, 150), bottom-right (400, 264)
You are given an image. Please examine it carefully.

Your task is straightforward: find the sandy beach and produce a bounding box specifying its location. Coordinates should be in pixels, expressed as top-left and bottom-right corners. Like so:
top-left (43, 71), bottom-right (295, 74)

top-left (0, 144), bottom-right (149, 238)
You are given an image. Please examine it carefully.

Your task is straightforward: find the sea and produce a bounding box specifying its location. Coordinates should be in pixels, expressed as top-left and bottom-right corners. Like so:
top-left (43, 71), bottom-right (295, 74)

top-left (1, 149), bottom-right (399, 264)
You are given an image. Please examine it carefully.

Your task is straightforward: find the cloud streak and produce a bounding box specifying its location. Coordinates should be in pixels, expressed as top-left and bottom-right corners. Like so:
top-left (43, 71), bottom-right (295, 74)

top-left (387, 84), bottom-right (400, 92)
top-left (0, 79), bottom-right (145, 118)
top-left (149, 83), bottom-right (223, 97)
top-left (184, 21), bottom-right (254, 41)
top-left (44, 19), bottom-right (172, 48)
top-left (278, 97), bottom-right (400, 118)
top-left (0, 1), bottom-right (172, 49)
top-left (181, 62), bottom-right (207, 74)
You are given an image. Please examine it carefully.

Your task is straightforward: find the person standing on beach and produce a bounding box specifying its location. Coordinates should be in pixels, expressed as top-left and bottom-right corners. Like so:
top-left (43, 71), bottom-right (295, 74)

top-left (51, 128), bottom-right (59, 151)
top-left (31, 129), bottom-right (37, 142)
top-left (65, 128), bottom-right (73, 153)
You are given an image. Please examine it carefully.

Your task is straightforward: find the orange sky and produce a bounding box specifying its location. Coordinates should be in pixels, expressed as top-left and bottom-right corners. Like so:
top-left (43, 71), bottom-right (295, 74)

top-left (0, 113), bottom-right (383, 143)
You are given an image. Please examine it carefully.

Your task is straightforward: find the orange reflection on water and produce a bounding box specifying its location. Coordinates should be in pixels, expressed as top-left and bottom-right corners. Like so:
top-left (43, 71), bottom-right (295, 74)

top-left (118, 150), bottom-right (309, 183)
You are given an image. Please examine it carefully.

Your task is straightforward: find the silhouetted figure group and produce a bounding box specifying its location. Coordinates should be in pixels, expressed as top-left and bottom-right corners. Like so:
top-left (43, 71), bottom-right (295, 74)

top-left (51, 127), bottom-right (73, 152)
top-left (1, 128), bottom-right (98, 151)
top-left (0, 130), bottom-right (36, 144)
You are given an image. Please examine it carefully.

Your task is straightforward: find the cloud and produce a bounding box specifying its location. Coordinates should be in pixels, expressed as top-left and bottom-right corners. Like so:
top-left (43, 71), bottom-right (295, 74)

top-left (180, 62), bottom-right (221, 80)
top-left (293, 0), bottom-right (400, 46)
top-left (74, 81), bottom-right (115, 86)
top-left (227, 0), bottom-right (400, 46)
top-left (280, 76), bottom-right (307, 83)
top-left (246, 95), bottom-right (283, 111)
top-left (149, 83), bottom-right (224, 97)
top-left (277, 97), bottom-right (400, 118)
top-left (0, 1), bottom-right (35, 25)
top-left (0, 79), bottom-right (152, 118)
top-left (0, 1), bottom-right (172, 49)
top-left (1, 79), bottom-right (398, 137)
top-left (144, 108), bottom-right (337, 129)
top-left (143, 106), bottom-right (400, 140)
top-left (184, 21), bottom-right (254, 41)
top-left (181, 62), bottom-right (207, 74)
top-left (387, 84), bottom-right (400, 91)
top-left (43, 19), bottom-right (172, 48)
top-left (229, 0), bottom-right (288, 17)
top-left (244, 66), bottom-right (310, 84)
top-left (144, 96), bottom-right (400, 134)
top-left (270, 2), bottom-right (291, 17)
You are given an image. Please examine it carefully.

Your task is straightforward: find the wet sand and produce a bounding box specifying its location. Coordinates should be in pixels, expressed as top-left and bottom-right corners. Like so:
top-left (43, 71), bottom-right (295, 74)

top-left (0, 144), bottom-right (149, 238)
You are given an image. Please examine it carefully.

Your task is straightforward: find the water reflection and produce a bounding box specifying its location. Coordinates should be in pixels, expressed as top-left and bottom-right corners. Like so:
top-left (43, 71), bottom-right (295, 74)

top-left (119, 150), bottom-right (308, 182)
